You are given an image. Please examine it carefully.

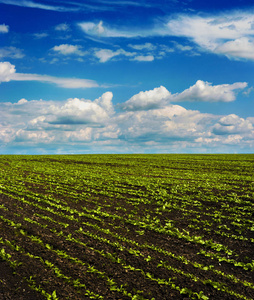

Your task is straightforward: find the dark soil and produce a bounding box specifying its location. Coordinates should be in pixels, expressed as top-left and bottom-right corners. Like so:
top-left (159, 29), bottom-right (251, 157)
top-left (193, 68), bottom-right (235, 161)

top-left (0, 154), bottom-right (253, 300)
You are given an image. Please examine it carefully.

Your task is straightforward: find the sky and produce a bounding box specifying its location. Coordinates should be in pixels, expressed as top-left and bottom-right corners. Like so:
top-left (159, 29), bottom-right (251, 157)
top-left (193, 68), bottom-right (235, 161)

top-left (0, 0), bottom-right (253, 154)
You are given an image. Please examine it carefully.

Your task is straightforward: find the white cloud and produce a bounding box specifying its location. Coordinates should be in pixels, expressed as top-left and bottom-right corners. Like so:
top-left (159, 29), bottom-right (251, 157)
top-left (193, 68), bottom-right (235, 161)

top-left (166, 13), bottom-right (254, 47)
top-left (94, 48), bottom-right (135, 62)
top-left (0, 90), bottom-right (253, 153)
top-left (173, 42), bottom-right (193, 52)
top-left (128, 43), bottom-right (157, 51)
top-left (12, 73), bottom-right (98, 88)
top-left (52, 44), bottom-right (87, 56)
top-left (17, 98), bottom-right (28, 105)
top-left (79, 20), bottom-right (137, 38)
top-left (0, 0), bottom-right (155, 13)
top-left (54, 43), bottom-right (172, 63)
top-left (212, 114), bottom-right (253, 135)
top-left (247, 117), bottom-right (254, 125)
top-left (88, 20), bottom-right (105, 35)
top-left (243, 87), bottom-right (254, 96)
top-left (94, 91), bottom-right (114, 115)
top-left (94, 49), bottom-right (120, 62)
top-left (158, 45), bottom-right (175, 58)
top-left (166, 12), bottom-right (254, 60)
top-left (115, 105), bottom-right (212, 143)
top-left (0, 61), bottom-right (16, 82)
top-left (0, 61), bottom-right (98, 88)
top-left (78, 11), bottom-right (254, 60)
top-left (195, 135), bottom-right (246, 147)
top-left (0, 47), bottom-right (25, 59)
top-left (172, 80), bottom-right (248, 102)
top-left (0, 0), bottom-right (78, 12)
top-left (122, 80), bottom-right (248, 111)
top-left (55, 23), bottom-right (70, 31)
top-left (122, 86), bottom-right (171, 111)
top-left (66, 128), bottom-right (93, 142)
top-left (219, 114), bottom-right (244, 126)
top-left (0, 93), bottom-right (114, 133)
top-left (126, 42), bottom-right (194, 60)
top-left (0, 124), bottom-right (14, 143)
top-left (133, 55), bottom-right (154, 62)
top-left (15, 129), bottom-right (53, 143)
top-left (33, 32), bottom-right (48, 39)
top-left (215, 37), bottom-right (254, 60)
top-left (0, 24), bottom-right (9, 33)
top-left (48, 95), bottom-right (113, 125)
top-left (79, 12), bottom-right (254, 42)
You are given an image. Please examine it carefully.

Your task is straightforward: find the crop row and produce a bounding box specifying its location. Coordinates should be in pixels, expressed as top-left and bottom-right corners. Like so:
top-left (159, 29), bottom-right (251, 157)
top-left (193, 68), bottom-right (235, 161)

top-left (0, 187), bottom-right (253, 299)
top-left (0, 154), bottom-right (253, 299)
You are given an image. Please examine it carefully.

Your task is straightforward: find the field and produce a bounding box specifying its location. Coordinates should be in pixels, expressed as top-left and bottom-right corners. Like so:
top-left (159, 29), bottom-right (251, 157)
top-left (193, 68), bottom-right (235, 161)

top-left (0, 154), bottom-right (253, 300)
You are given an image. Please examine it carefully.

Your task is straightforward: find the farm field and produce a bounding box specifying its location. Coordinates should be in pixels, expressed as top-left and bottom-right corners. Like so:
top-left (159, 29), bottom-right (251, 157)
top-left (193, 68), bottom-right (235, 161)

top-left (0, 154), bottom-right (253, 300)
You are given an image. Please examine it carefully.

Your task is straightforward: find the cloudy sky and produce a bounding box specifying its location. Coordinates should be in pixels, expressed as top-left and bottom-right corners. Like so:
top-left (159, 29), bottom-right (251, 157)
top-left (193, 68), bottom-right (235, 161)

top-left (0, 0), bottom-right (253, 154)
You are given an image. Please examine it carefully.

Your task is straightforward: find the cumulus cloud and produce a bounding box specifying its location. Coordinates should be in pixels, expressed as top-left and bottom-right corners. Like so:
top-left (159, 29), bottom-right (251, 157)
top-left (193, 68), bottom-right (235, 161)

top-left (122, 86), bottom-right (171, 111)
top-left (215, 37), bottom-right (254, 60)
top-left (65, 128), bottom-right (93, 142)
top-left (0, 93), bottom-right (115, 141)
top-left (121, 80), bottom-right (247, 111)
top-left (212, 114), bottom-right (253, 135)
top-left (17, 98), bottom-right (28, 105)
top-left (115, 105), bottom-right (213, 144)
top-left (0, 124), bottom-right (14, 143)
top-left (172, 80), bottom-right (248, 102)
top-left (247, 117), bottom-right (254, 125)
top-left (48, 95), bottom-right (113, 125)
top-left (94, 91), bottom-right (114, 115)
top-left (15, 129), bottom-right (53, 143)
top-left (0, 62), bottom-right (16, 82)
top-left (0, 61), bottom-right (98, 88)
top-left (52, 44), bottom-right (87, 56)
top-left (0, 89), bottom-right (253, 153)
top-left (0, 24), bottom-right (9, 33)
top-left (0, 93), bottom-right (114, 136)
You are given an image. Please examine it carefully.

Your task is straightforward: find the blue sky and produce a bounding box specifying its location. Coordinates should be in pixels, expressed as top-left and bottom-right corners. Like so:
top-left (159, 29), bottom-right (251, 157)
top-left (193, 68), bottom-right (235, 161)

top-left (0, 0), bottom-right (253, 154)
